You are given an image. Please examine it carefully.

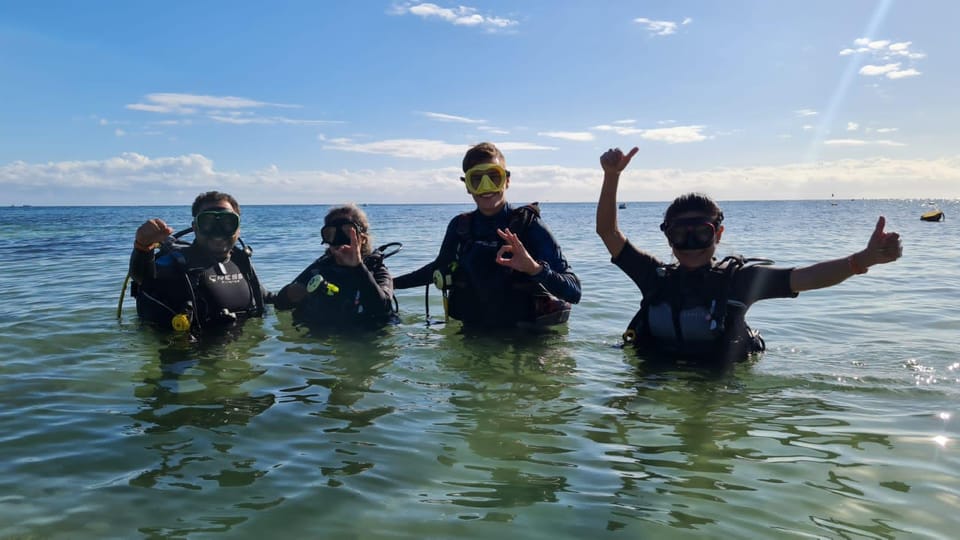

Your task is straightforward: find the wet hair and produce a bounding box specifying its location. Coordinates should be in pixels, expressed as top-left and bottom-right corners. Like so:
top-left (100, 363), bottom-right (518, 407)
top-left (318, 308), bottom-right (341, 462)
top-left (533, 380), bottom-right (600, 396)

top-left (662, 192), bottom-right (724, 226)
top-left (325, 204), bottom-right (373, 256)
top-left (192, 191), bottom-right (240, 216)
top-left (462, 142), bottom-right (506, 172)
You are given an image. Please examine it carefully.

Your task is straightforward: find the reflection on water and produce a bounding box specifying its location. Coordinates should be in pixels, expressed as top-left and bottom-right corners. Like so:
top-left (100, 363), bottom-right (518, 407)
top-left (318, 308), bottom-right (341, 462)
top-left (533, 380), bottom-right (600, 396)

top-left (422, 329), bottom-right (580, 518)
top-left (128, 325), bottom-right (276, 496)
top-left (592, 357), bottom-right (926, 537)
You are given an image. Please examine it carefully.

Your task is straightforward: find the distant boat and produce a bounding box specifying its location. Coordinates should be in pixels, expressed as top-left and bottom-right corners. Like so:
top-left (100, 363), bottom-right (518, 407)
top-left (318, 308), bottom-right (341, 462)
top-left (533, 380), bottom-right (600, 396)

top-left (618, 202), bottom-right (627, 209)
top-left (921, 209), bottom-right (945, 222)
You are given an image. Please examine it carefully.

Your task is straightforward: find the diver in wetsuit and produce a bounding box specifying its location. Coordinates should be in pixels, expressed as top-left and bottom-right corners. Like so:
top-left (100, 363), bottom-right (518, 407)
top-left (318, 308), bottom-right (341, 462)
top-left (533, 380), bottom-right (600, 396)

top-left (273, 204), bottom-right (397, 329)
top-left (596, 147), bottom-right (903, 363)
top-left (393, 142), bottom-right (581, 328)
top-left (129, 191), bottom-right (268, 333)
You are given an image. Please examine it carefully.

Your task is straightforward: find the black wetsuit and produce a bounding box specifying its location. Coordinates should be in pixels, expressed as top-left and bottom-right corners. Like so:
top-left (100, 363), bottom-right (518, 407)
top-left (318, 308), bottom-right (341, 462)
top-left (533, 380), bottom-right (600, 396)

top-left (394, 203), bottom-right (581, 327)
top-left (614, 240), bottom-right (796, 362)
top-left (129, 243), bottom-right (267, 331)
top-left (274, 252), bottom-right (395, 328)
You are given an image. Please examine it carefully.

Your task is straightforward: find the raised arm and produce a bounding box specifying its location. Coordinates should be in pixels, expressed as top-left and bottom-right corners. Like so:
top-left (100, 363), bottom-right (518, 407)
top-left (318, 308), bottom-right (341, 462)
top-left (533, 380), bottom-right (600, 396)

top-left (129, 218), bottom-right (174, 283)
top-left (790, 216), bottom-right (902, 292)
top-left (596, 147), bottom-right (638, 258)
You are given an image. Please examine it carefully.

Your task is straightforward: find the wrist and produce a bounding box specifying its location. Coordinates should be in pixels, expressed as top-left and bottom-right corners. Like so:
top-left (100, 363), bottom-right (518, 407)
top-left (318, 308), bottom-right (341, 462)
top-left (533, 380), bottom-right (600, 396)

top-left (529, 260), bottom-right (548, 277)
top-left (848, 252), bottom-right (868, 275)
top-left (134, 239), bottom-right (154, 253)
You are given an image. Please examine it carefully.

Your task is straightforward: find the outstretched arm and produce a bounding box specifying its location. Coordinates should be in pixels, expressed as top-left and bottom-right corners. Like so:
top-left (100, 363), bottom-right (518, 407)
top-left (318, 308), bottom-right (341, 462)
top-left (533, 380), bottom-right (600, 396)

top-left (393, 218), bottom-right (460, 289)
top-left (790, 216), bottom-right (902, 292)
top-left (596, 147), bottom-right (638, 258)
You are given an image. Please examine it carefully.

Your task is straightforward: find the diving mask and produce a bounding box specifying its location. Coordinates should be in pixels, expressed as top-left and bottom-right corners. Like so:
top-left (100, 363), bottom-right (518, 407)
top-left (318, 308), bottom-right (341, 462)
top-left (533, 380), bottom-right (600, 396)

top-left (321, 219), bottom-right (363, 246)
top-left (462, 164), bottom-right (509, 196)
top-left (194, 210), bottom-right (240, 238)
top-left (660, 218), bottom-right (719, 251)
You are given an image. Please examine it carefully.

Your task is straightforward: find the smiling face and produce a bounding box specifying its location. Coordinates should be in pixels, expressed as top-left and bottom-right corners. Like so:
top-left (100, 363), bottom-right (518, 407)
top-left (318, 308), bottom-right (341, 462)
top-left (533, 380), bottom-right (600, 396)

top-left (193, 199), bottom-right (240, 258)
top-left (467, 156), bottom-right (509, 216)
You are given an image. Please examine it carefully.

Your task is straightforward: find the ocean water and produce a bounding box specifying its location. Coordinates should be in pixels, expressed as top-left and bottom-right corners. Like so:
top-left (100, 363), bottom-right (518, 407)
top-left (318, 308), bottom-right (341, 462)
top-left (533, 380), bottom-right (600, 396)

top-left (0, 199), bottom-right (957, 539)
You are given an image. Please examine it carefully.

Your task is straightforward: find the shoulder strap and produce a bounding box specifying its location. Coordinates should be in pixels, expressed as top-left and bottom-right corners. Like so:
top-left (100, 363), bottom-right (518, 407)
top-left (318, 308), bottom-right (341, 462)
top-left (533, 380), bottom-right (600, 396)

top-left (508, 202), bottom-right (540, 237)
top-left (455, 211), bottom-right (473, 241)
top-left (230, 243), bottom-right (265, 316)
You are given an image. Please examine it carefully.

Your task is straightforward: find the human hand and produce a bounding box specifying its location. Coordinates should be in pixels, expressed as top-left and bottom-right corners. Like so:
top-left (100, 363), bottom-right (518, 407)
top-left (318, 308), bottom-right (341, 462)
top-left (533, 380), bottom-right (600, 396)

top-left (600, 147), bottom-right (639, 174)
top-left (135, 218), bottom-right (174, 248)
top-left (330, 226), bottom-right (363, 267)
top-left (495, 228), bottom-right (541, 275)
top-left (862, 216), bottom-right (902, 267)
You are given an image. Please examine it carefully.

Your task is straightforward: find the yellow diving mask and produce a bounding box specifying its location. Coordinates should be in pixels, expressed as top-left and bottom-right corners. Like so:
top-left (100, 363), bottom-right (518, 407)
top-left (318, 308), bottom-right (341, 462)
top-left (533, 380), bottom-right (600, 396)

top-left (461, 164), bottom-right (509, 196)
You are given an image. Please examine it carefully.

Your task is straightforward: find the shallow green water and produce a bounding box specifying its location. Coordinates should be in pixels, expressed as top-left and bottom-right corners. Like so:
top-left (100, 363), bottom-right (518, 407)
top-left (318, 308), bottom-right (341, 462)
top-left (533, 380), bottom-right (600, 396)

top-left (0, 200), bottom-right (957, 538)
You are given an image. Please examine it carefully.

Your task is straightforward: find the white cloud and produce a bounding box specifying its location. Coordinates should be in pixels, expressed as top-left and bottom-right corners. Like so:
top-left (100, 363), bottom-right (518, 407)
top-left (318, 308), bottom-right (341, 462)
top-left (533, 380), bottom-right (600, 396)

top-left (859, 63), bottom-right (901, 76)
top-left (887, 68), bottom-right (921, 79)
top-left (492, 141), bottom-right (557, 152)
top-left (613, 119), bottom-right (636, 125)
top-left (681, 17), bottom-right (692, 25)
top-left (124, 92), bottom-right (342, 127)
top-left (394, 3), bottom-right (518, 32)
top-left (843, 38), bottom-right (925, 79)
top-left (320, 138), bottom-right (554, 159)
top-left (795, 109), bottom-right (818, 117)
top-left (633, 17), bottom-right (681, 36)
top-left (592, 124), bottom-right (644, 136)
top-left (802, 125), bottom-right (814, 131)
top-left (4, 154), bottom-right (958, 204)
top-left (874, 127), bottom-right (898, 133)
top-left (591, 123), bottom-right (707, 142)
top-left (208, 115), bottom-right (342, 125)
top-left (114, 129), bottom-right (126, 137)
top-left (0, 152), bottom-right (226, 190)
top-left (125, 93), bottom-right (297, 114)
top-left (322, 138), bottom-right (465, 160)
top-left (478, 126), bottom-right (510, 135)
top-left (640, 126), bottom-right (707, 143)
top-left (420, 111), bottom-right (485, 124)
top-left (538, 131), bottom-right (595, 142)
top-left (859, 63), bottom-right (922, 79)
top-left (847, 122), bottom-right (859, 131)
top-left (150, 119), bottom-right (192, 126)
top-left (824, 138), bottom-right (906, 147)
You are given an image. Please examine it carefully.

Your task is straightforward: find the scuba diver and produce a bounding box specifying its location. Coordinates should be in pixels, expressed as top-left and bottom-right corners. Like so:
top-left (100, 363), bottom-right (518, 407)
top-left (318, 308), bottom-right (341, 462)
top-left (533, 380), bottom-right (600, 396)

top-left (596, 147), bottom-right (903, 364)
top-left (127, 191), bottom-right (270, 334)
top-left (273, 204), bottom-right (398, 329)
top-left (393, 142), bottom-right (581, 328)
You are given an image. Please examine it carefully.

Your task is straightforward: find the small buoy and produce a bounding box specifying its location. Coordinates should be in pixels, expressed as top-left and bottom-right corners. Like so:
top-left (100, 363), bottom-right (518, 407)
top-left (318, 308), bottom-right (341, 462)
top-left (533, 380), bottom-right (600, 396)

top-left (920, 210), bottom-right (944, 222)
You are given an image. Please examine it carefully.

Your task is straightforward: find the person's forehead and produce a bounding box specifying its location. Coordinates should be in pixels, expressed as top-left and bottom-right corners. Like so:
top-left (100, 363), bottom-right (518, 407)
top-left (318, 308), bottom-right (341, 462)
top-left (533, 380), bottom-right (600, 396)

top-left (198, 200), bottom-right (235, 213)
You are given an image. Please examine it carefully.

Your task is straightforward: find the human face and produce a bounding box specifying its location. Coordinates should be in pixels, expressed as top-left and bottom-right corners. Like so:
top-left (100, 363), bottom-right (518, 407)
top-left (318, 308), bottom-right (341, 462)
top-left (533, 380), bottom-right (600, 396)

top-left (465, 158), bottom-right (509, 216)
top-left (321, 219), bottom-right (361, 247)
top-left (664, 211), bottom-right (723, 268)
top-left (194, 200), bottom-right (240, 257)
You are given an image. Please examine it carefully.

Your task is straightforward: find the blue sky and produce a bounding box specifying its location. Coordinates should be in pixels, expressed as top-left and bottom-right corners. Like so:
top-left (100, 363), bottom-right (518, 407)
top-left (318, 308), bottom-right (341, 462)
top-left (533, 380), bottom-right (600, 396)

top-left (1, 0), bottom-right (958, 205)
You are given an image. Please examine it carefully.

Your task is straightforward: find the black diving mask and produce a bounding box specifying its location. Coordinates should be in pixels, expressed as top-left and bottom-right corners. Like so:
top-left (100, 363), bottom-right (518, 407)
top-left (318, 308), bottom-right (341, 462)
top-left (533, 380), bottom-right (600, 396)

top-left (195, 210), bottom-right (240, 238)
top-left (321, 219), bottom-right (363, 246)
top-left (661, 218), bottom-right (718, 250)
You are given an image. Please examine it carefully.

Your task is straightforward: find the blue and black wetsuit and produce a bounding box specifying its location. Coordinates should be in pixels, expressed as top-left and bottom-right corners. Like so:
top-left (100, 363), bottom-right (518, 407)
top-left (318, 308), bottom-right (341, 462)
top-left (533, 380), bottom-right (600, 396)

top-left (129, 243), bottom-right (267, 332)
top-left (614, 240), bottom-right (796, 362)
top-left (394, 203), bottom-right (581, 327)
top-left (274, 252), bottom-right (396, 328)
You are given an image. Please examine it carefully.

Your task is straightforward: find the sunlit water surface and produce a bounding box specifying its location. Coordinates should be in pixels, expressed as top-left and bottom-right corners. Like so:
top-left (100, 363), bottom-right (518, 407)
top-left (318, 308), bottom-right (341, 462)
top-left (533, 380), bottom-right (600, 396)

top-left (0, 200), bottom-right (957, 539)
